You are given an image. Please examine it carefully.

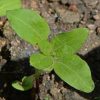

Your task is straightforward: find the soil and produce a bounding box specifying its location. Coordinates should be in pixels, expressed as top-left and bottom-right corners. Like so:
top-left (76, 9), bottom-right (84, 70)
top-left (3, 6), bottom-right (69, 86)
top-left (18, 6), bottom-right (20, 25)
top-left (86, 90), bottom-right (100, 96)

top-left (0, 0), bottom-right (100, 100)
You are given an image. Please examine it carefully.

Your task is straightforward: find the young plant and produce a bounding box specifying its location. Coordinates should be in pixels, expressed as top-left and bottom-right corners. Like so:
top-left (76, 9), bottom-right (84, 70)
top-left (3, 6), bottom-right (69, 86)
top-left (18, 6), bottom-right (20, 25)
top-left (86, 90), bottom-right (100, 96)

top-left (6, 9), bottom-right (94, 93)
top-left (0, 0), bottom-right (94, 93)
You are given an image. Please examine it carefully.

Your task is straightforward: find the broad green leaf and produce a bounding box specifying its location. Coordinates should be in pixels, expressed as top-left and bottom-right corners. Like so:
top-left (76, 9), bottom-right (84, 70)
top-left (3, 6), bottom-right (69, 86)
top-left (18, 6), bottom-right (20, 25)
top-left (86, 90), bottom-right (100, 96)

top-left (0, 0), bottom-right (21, 16)
top-left (53, 45), bottom-right (74, 57)
top-left (54, 54), bottom-right (94, 93)
top-left (38, 40), bottom-right (53, 55)
top-left (30, 53), bottom-right (53, 71)
top-left (51, 28), bottom-right (88, 54)
top-left (12, 75), bottom-right (34, 91)
top-left (7, 9), bottom-right (50, 44)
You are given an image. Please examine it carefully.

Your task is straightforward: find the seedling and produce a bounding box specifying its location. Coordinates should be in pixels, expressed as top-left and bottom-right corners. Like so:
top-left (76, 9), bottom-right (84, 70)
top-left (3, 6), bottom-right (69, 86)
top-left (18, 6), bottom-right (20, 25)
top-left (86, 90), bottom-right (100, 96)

top-left (0, 0), bottom-right (94, 93)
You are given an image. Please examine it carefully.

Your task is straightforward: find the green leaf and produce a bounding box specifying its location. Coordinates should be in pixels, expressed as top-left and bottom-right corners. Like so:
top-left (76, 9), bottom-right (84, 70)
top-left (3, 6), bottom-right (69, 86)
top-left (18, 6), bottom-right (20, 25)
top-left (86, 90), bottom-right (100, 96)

top-left (0, 0), bottom-right (21, 16)
top-left (54, 54), bottom-right (94, 93)
top-left (30, 53), bottom-right (53, 71)
top-left (52, 28), bottom-right (88, 54)
top-left (12, 75), bottom-right (34, 91)
top-left (38, 40), bottom-right (53, 55)
top-left (21, 76), bottom-right (34, 90)
top-left (7, 9), bottom-right (50, 44)
top-left (12, 81), bottom-right (25, 91)
top-left (53, 45), bottom-right (74, 57)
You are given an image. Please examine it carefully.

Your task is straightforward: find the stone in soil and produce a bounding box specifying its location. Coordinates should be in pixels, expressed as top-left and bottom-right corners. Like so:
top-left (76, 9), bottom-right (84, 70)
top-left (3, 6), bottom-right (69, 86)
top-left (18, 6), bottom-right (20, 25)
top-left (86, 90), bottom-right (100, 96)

top-left (83, 0), bottom-right (99, 9)
top-left (93, 14), bottom-right (100, 20)
top-left (87, 24), bottom-right (96, 30)
top-left (56, 8), bottom-right (80, 23)
top-left (68, 4), bottom-right (78, 12)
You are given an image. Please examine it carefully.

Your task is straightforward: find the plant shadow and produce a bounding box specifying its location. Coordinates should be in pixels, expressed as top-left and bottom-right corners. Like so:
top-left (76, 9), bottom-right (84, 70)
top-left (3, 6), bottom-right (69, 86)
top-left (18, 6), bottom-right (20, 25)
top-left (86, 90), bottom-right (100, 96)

top-left (0, 58), bottom-right (35, 100)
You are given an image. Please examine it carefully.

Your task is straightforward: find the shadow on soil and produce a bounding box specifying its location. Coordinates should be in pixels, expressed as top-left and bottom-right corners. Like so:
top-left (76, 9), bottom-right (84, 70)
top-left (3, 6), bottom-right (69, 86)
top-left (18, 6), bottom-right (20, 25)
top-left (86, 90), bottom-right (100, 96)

top-left (0, 58), bottom-right (35, 100)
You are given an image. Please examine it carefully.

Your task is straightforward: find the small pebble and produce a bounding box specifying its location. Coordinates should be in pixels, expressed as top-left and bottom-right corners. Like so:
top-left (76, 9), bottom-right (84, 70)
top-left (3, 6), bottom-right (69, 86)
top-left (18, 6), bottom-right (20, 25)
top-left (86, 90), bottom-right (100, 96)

top-left (85, 48), bottom-right (88, 51)
top-left (56, 9), bottom-right (80, 23)
top-left (68, 4), bottom-right (78, 12)
top-left (87, 24), bottom-right (96, 30)
top-left (93, 14), bottom-right (100, 20)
